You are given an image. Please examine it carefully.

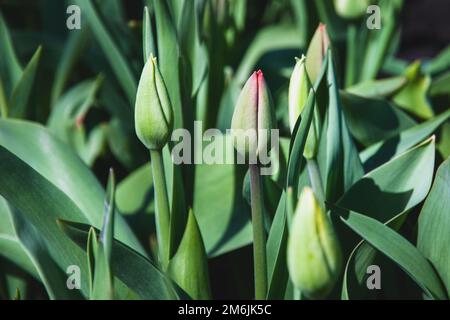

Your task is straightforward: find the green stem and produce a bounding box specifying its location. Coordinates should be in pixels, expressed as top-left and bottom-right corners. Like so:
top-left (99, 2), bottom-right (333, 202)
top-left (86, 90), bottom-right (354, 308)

top-left (306, 158), bottom-right (325, 205)
top-left (249, 164), bottom-right (267, 300)
top-left (150, 149), bottom-right (171, 270)
top-left (345, 23), bottom-right (357, 88)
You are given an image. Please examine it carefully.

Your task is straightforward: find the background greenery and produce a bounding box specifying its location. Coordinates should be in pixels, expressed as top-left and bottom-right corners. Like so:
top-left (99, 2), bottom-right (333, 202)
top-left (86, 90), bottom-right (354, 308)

top-left (0, 0), bottom-right (449, 299)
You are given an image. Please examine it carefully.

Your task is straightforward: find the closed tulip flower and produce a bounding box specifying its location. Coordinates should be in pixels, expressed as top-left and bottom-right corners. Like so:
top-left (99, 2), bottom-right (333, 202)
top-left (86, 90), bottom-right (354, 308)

top-left (287, 187), bottom-right (342, 299)
top-left (135, 54), bottom-right (173, 150)
top-left (305, 23), bottom-right (330, 85)
top-left (333, 0), bottom-right (369, 19)
top-left (288, 56), bottom-right (321, 159)
top-left (231, 70), bottom-right (274, 161)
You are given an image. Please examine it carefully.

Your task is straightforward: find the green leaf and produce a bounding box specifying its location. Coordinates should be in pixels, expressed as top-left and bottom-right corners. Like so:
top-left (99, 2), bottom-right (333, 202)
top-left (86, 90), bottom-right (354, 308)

top-left (430, 71), bottom-right (450, 97)
top-left (360, 109), bottom-right (450, 171)
top-left (58, 219), bottom-right (178, 299)
top-left (74, 0), bottom-right (137, 105)
top-left (393, 61), bottom-right (434, 119)
top-left (193, 140), bottom-right (252, 256)
top-left (0, 12), bottom-right (22, 98)
top-left (424, 45), bottom-right (450, 75)
top-left (153, 0), bottom-right (183, 129)
top-left (341, 91), bottom-right (416, 147)
top-left (0, 197), bottom-right (75, 299)
top-left (0, 119), bottom-right (145, 296)
top-left (346, 76), bottom-right (407, 98)
top-left (9, 46), bottom-right (42, 118)
top-left (51, 28), bottom-right (90, 105)
top-left (266, 192), bottom-right (288, 299)
top-left (339, 137), bottom-right (435, 223)
top-left (168, 209), bottom-right (211, 299)
top-left (142, 6), bottom-right (156, 64)
top-left (321, 52), bottom-right (364, 202)
top-left (418, 157), bottom-right (450, 297)
top-left (336, 207), bottom-right (447, 300)
top-left (286, 90), bottom-right (315, 195)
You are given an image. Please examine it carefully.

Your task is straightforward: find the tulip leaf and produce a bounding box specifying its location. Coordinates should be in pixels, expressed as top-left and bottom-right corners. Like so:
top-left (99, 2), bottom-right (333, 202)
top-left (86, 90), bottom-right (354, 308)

top-left (417, 157), bottom-right (450, 297)
top-left (341, 91), bottom-right (416, 147)
top-left (8, 46), bottom-right (42, 119)
top-left (51, 27), bottom-right (90, 105)
top-left (336, 207), bottom-right (447, 300)
top-left (320, 53), bottom-right (364, 203)
top-left (58, 219), bottom-right (178, 299)
top-left (339, 137), bottom-right (435, 227)
top-left (287, 90), bottom-right (315, 195)
top-left (393, 61), bottom-right (433, 119)
top-left (346, 76), bottom-right (407, 98)
top-left (0, 12), bottom-right (22, 98)
top-left (0, 197), bottom-right (76, 299)
top-left (266, 192), bottom-right (288, 299)
top-left (168, 209), bottom-right (211, 299)
top-left (361, 109), bottom-right (450, 171)
top-left (73, 0), bottom-right (137, 105)
top-left (194, 155), bottom-right (252, 257)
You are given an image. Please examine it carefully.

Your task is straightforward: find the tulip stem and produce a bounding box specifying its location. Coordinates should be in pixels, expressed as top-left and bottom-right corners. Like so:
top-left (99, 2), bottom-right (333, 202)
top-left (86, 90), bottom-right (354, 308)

top-left (306, 158), bottom-right (325, 205)
top-left (150, 149), bottom-right (171, 270)
top-left (249, 164), bottom-right (267, 300)
top-left (345, 23), bottom-right (357, 88)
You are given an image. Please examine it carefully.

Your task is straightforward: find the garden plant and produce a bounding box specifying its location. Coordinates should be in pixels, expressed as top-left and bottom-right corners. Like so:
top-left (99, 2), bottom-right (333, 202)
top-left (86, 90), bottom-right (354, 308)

top-left (0, 0), bottom-right (450, 301)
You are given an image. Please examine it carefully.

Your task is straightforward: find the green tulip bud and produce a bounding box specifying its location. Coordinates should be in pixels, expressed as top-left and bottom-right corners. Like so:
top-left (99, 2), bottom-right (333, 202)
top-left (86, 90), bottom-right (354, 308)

top-left (305, 23), bottom-right (330, 85)
top-left (287, 187), bottom-right (342, 299)
top-left (288, 55), bottom-right (310, 133)
top-left (333, 0), bottom-right (369, 19)
top-left (135, 54), bottom-right (173, 150)
top-left (288, 56), bottom-right (321, 159)
top-left (231, 70), bottom-right (274, 160)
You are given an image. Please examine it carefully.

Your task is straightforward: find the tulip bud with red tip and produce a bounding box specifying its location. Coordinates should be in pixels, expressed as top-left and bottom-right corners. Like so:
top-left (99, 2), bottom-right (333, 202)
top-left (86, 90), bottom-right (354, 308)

top-left (231, 70), bottom-right (274, 161)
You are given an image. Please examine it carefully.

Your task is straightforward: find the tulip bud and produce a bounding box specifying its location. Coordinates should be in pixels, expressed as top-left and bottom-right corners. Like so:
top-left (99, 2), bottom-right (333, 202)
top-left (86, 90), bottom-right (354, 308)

top-left (135, 54), bottom-right (173, 150)
top-left (288, 56), bottom-right (320, 159)
top-left (288, 56), bottom-right (310, 133)
top-left (305, 24), bottom-right (330, 85)
top-left (287, 187), bottom-right (342, 299)
top-left (231, 70), bottom-right (274, 160)
top-left (333, 0), bottom-right (369, 19)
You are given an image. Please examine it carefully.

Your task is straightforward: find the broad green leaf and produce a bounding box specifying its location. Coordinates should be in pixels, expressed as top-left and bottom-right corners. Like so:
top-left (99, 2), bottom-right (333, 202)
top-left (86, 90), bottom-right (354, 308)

top-left (346, 76), bottom-right (406, 98)
top-left (74, 0), bottom-right (137, 105)
top-left (393, 61), bottom-right (433, 119)
top-left (58, 219), bottom-right (178, 299)
top-left (361, 109), bottom-right (450, 171)
top-left (341, 91), bottom-right (416, 147)
top-left (168, 209), bottom-right (211, 299)
top-left (321, 52), bottom-right (364, 202)
top-left (0, 199), bottom-right (78, 299)
top-left (418, 157), bottom-right (450, 297)
top-left (342, 213), bottom-right (408, 299)
top-left (266, 192), bottom-right (288, 299)
top-left (9, 46), bottom-right (42, 118)
top-left (192, 134), bottom-right (252, 257)
top-left (336, 208), bottom-right (447, 300)
top-left (340, 137), bottom-right (435, 223)
top-left (116, 163), bottom-right (154, 216)
top-left (0, 120), bottom-right (145, 295)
